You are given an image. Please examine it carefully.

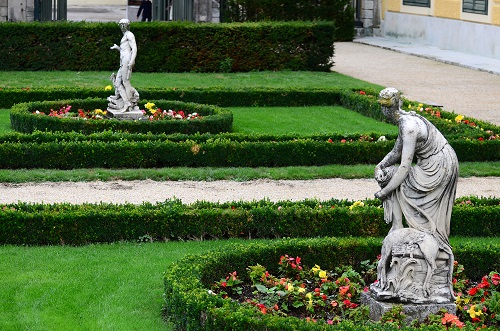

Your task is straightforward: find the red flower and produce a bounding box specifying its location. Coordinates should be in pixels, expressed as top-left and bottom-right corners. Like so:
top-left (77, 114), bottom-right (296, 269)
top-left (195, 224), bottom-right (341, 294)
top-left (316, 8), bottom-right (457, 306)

top-left (468, 287), bottom-right (478, 296)
top-left (343, 299), bottom-right (358, 309)
top-left (359, 91), bottom-right (366, 95)
top-left (327, 138), bottom-right (333, 143)
top-left (478, 137), bottom-right (484, 141)
top-left (221, 281), bottom-right (227, 287)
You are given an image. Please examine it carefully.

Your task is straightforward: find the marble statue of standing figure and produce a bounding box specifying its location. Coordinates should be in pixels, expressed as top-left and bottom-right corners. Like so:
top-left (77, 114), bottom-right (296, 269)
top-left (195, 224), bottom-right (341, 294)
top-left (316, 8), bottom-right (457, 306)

top-left (371, 87), bottom-right (459, 303)
top-left (107, 19), bottom-right (140, 114)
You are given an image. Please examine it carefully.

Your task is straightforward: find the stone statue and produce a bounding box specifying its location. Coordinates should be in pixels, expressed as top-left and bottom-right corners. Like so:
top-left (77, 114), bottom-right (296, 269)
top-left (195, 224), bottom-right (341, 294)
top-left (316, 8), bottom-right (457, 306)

top-left (107, 19), bottom-right (140, 116)
top-left (370, 88), bottom-right (459, 304)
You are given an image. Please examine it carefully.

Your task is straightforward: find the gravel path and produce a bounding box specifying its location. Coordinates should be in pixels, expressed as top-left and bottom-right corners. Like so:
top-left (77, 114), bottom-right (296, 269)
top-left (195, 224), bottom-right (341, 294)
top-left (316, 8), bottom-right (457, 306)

top-left (333, 42), bottom-right (500, 125)
top-left (0, 177), bottom-right (498, 205)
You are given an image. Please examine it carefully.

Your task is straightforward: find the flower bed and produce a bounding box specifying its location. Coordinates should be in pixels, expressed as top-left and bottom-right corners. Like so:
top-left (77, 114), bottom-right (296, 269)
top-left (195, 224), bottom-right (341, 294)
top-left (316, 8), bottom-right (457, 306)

top-left (10, 98), bottom-right (233, 135)
top-left (210, 253), bottom-right (500, 328)
top-left (163, 237), bottom-right (500, 330)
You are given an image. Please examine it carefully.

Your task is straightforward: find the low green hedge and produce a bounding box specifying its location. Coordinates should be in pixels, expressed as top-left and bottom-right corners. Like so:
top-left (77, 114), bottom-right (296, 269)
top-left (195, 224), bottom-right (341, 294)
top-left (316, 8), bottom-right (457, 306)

top-left (162, 237), bottom-right (500, 330)
top-left (0, 132), bottom-right (497, 168)
top-left (0, 21), bottom-right (335, 72)
top-left (0, 197), bottom-right (498, 245)
top-left (10, 99), bottom-right (233, 134)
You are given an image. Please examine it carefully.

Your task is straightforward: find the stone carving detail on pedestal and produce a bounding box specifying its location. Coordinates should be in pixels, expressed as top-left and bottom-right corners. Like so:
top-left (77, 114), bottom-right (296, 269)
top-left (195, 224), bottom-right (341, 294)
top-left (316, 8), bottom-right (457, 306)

top-left (367, 88), bottom-right (459, 320)
top-left (107, 19), bottom-right (143, 120)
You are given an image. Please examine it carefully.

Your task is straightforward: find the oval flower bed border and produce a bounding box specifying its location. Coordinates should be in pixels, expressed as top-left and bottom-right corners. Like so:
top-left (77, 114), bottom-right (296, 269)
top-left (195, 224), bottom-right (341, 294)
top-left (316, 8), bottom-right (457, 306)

top-left (10, 98), bottom-right (233, 135)
top-left (162, 237), bottom-right (500, 331)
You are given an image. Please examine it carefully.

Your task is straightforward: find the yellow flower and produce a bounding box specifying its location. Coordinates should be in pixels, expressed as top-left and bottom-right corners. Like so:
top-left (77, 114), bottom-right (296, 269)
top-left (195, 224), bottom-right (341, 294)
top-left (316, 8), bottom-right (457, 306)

top-left (105, 85), bottom-right (112, 91)
top-left (150, 108), bottom-right (157, 114)
top-left (145, 102), bottom-right (156, 110)
top-left (311, 264), bottom-right (321, 274)
top-left (349, 201), bottom-right (364, 211)
top-left (94, 109), bottom-right (104, 115)
top-left (286, 283), bottom-right (294, 292)
top-left (467, 305), bottom-right (483, 318)
top-left (455, 114), bottom-right (464, 123)
top-left (319, 270), bottom-right (327, 279)
top-left (306, 292), bottom-right (312, 300)
top-left (298, 287), bottom-right (306, 293)
top-left (455, 295), bottom-right (470, 309)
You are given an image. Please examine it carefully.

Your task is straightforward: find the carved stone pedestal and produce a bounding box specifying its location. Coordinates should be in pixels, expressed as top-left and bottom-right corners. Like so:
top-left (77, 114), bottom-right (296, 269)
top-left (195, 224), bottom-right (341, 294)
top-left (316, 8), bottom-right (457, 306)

top-left (106, 108), bottom-right (144, 120)
top-left (361, 292), bottom-right (456, 324)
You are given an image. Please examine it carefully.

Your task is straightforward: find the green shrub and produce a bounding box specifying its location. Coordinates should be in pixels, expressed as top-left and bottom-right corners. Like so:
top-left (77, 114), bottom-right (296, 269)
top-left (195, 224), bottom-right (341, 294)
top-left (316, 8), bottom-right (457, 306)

top-left (10, 99), bottom-right (233, 134)
top-left (163, 237), bottom-right (500, 330)
top-left (221, 0), bottom-right (355, 41)
top-left (0, 198), bottom-right (498, 245)
top-left (0, 21), bottom-right (336, 72)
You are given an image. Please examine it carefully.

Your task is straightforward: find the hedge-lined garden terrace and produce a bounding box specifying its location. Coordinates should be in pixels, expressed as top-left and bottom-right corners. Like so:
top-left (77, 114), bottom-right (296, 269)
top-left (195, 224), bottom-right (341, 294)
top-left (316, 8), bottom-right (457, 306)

top-left (2, 87), bottom-right (499, 169)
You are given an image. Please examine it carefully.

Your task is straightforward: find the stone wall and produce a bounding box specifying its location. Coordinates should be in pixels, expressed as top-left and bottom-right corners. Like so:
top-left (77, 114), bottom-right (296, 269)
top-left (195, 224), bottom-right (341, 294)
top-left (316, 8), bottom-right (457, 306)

top-left (0, 0), bottom-right (35, 22)
top-left (193, 0), bottom-right (219, 23)
top-left (356, 0), bottom-right (381, 37)
top-left (0, 0), bottom-right (7, 22)
top-left (381, 11), bottom-right (500, 59)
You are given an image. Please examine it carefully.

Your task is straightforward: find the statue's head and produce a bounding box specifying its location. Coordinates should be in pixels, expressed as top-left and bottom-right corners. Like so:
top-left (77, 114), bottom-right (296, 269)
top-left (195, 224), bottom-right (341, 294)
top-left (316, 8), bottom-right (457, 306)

top-left (378, 88), bottom-right (402, 121)
top-left (119, 19), bottom-right (130, 31)
top-left (379, 88), bottom-right (400, 107)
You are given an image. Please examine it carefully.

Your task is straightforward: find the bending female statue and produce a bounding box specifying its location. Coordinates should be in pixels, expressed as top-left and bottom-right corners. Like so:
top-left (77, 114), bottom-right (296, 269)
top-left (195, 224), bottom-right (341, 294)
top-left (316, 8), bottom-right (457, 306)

top-left (371, 88), bottom-right (459, 303)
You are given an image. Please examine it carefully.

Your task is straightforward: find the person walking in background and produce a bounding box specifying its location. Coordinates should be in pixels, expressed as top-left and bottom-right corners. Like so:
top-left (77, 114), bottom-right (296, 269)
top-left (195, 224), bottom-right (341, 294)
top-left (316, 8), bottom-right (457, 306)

top-left (137, 0), bottom-right (152, 22)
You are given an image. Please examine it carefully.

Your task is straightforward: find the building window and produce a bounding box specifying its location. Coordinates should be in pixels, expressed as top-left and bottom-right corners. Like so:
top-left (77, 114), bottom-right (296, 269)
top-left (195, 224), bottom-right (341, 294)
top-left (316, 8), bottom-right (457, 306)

top-left (403, 0), bottom-right (430, 7)
top-left (463, 0), bottom-right (488, 14)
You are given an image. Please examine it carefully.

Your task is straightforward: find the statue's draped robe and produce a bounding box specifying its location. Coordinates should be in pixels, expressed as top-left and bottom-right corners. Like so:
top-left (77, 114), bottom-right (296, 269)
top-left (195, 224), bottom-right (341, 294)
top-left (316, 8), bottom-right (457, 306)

top-left (387, 112), bottom-right (458, 254)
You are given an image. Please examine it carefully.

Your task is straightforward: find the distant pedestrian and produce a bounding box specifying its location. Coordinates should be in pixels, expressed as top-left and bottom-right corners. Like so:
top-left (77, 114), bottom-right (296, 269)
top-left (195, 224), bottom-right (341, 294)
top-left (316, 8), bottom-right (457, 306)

top-left (137, 0), bottom-right (152, 22)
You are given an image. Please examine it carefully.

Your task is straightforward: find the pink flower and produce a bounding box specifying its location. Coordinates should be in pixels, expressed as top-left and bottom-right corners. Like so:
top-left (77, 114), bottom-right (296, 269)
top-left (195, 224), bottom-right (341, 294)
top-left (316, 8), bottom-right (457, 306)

top-left (491, 273), bottom-right (500, 285)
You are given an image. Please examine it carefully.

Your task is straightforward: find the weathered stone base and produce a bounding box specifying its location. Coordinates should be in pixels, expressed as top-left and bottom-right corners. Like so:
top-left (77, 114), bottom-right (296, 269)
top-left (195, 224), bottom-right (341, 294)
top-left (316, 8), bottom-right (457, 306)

top-left (106, 108), bottom-right (144, 120)
top-left (361, 292), bottom-right (456, 325)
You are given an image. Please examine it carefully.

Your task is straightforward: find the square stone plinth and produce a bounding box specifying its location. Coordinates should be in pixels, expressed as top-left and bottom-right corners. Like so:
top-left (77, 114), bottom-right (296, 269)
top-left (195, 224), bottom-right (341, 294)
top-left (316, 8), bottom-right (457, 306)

top-left (361, 292), bottom-right (456, 325)
top-left (107, 109), bottom-right (144, 120)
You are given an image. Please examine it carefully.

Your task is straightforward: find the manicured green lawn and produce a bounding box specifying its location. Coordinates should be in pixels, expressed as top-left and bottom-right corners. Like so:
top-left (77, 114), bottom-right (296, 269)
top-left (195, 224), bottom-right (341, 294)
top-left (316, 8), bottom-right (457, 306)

top-left (0, 71), bottom-right (383, 90)
top-left (1, 237), bottom-right (498, 331)
top-left (231, 106), bottom-right (397, 135)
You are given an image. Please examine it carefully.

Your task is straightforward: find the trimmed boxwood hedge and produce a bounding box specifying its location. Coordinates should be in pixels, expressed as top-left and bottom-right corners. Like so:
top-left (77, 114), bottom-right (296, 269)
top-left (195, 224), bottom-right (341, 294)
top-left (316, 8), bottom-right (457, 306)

top-left (10, 99), bottom-right (233, 134)
top-left (0, 197), bottom-right (498, 245)
top-left (0, 21), bottom-right (336, 72)
top-left (162, 237), bottom-right (500, 330)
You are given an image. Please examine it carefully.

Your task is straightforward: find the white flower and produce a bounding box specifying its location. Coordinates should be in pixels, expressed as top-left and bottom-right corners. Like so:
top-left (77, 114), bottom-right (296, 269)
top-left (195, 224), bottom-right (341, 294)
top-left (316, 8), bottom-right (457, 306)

top-left (377, 136), bottom-right (386, 142)
top-left (35, 110), bottom-right (40, 114)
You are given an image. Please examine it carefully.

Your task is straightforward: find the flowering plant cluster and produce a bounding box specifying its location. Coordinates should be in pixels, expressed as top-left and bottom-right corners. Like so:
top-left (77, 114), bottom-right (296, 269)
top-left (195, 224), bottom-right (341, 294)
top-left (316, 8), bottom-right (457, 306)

top-left (32, 105), bottom-right (107, 120)
top-left (211, 255), bottom-right (373, 324)
top-left (211, 255), bottom-right (500, 328)
top-left (141, 102), bottom-right (201, 121)
top-left (406, 103), bottom-right (499, 141)
top-left (327, 134), bottom-right (381, 144)
top-left (454, 262), bottom-right (500, 327)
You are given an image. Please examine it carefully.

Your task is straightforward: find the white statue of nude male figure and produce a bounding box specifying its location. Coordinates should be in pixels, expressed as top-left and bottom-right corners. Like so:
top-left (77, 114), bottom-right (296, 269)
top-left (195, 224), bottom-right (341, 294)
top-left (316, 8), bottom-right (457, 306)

top-left (107, 19), bottom-right (140, 113)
